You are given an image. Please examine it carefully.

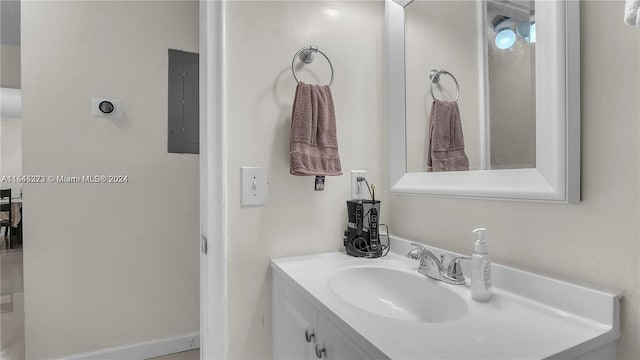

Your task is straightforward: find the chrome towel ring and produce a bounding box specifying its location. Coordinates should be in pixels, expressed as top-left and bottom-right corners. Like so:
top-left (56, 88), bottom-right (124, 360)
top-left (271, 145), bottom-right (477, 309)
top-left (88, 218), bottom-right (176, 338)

top-left (291, 46), bottom-right (334, 87)
top-left (429, 69), bottom-right (460, 102)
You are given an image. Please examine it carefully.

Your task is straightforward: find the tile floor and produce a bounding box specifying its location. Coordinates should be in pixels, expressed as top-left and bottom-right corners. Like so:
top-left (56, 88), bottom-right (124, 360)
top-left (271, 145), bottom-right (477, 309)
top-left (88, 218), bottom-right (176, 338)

top-left (0, 243), bottom-right (25, 360)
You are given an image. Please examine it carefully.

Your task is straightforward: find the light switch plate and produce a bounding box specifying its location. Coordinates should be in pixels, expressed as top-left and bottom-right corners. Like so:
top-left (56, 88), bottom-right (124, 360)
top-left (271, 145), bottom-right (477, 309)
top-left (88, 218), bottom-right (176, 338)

top-left (351, 170), bottom-right (367, 199)
top-left (242, 167), bottom-right (268, 206)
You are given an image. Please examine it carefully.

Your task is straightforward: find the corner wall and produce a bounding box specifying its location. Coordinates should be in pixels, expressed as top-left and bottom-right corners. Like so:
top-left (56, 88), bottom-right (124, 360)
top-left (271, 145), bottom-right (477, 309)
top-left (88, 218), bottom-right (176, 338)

top-left (223, 1), bottom-right (384, 357)
top-left (1, 44), bottom-right (20, 89)
top-left (21, 2), bottom-right (200, 358)
top-left (384, 1), bottom-right (640, 358)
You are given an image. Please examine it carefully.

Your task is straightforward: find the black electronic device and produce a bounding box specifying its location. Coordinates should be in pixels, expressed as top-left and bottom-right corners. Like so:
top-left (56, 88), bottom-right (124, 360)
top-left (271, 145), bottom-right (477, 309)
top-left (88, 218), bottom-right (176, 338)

top-left (343, 199), bottom-right (383, 258)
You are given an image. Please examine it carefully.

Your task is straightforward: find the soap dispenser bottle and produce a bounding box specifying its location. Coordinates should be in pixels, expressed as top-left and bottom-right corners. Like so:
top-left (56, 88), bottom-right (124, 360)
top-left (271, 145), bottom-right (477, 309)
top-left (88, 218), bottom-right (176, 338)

top-left (471, 228), bottom-right (492, 301)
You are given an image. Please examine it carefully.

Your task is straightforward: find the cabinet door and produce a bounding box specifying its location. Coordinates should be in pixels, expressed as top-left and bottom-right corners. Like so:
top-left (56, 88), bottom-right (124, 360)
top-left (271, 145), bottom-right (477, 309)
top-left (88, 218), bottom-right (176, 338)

top-left (273, 275), bottom-right (317, 360)
top-left (316, 314), bottom-right (375, 360)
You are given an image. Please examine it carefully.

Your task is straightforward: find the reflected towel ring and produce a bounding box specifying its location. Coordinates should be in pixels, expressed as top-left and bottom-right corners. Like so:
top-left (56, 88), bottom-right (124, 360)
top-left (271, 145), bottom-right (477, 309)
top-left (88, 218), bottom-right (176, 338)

top-left (429, 69), bottom-right (460, 102)
top-left (291, 46), bottom-right (334, 87)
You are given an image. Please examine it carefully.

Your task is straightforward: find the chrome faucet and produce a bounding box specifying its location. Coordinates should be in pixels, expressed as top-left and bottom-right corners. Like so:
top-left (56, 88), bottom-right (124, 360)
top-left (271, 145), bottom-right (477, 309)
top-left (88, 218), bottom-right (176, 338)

top-left (407, 243), bottom-right (470, 285)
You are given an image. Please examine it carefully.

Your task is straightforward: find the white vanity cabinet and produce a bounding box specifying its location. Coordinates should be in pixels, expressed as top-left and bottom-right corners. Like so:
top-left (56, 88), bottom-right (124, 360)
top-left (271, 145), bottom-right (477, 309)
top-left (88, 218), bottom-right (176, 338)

top-left (272, 272), bottom-right (316, 359)
top-left (273, 271), bottom-right (384, 360)
top-left (316, 313), bottom-right (376, 360)
top-left (272, 242), bottom-right (620, 360)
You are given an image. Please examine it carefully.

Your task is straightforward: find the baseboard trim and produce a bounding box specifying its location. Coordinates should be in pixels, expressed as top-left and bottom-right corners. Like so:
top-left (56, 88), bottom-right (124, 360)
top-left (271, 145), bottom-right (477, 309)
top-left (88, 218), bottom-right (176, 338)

top-left (57, 332), bottom-right (200, 360)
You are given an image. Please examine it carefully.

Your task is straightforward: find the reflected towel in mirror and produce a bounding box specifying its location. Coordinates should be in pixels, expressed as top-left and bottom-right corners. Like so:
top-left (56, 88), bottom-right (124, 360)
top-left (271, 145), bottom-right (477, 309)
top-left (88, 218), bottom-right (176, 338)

top-left (427, 100), bottom-right (469, 172)
top-left (625, 0), bottom-right (640, 26)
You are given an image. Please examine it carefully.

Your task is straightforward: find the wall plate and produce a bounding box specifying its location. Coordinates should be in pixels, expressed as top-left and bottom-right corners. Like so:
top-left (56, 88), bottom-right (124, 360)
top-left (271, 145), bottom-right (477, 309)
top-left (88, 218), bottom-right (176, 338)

top-left (91, 97), bottom-right (123, 119)
top-left (351, 170), bottom-right (367, 199)
top-left (241, 167), bottom-right (268, 206)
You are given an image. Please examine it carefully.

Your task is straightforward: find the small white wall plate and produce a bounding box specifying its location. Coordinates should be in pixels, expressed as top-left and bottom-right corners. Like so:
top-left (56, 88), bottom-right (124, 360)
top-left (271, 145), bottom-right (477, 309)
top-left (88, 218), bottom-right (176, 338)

top-left (91, 97), bottom-right (123, 119)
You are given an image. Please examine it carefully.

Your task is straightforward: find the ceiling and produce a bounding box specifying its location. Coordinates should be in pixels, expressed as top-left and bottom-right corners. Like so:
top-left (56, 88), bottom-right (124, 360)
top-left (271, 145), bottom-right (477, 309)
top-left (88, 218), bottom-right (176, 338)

top-left (487, 0), bottom-right (534, 22)
top-left (1, 0), bottom-right (20, 46)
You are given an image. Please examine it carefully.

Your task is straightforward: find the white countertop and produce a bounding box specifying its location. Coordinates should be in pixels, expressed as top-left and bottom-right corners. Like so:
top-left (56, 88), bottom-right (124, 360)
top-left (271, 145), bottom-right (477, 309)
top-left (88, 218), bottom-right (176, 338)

top-left (271, 237), bottom-right (620, 359)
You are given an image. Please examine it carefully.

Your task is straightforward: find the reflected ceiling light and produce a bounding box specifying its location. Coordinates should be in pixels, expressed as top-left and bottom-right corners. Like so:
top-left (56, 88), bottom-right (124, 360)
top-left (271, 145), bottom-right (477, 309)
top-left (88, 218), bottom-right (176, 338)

top-left (529, 23), bottom-right (536, 43)
top-left (516, 21), bottom-right (536, 44)
top-left (324, 8), bottom-right (339, 18)
top-left (494, 17), bottom-right (516, 50)
top-left (516, 21), bottom-right (530, 38)
top-left (495, 28), bottom-right (516, 49)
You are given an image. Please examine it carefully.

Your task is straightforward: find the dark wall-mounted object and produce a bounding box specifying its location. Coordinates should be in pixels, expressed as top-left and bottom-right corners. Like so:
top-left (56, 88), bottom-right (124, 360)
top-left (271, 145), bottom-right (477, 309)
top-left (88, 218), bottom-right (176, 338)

top-left (99, 101), bottom-right (115, 114)
top-left (168, 49), bottom-right (199, 154)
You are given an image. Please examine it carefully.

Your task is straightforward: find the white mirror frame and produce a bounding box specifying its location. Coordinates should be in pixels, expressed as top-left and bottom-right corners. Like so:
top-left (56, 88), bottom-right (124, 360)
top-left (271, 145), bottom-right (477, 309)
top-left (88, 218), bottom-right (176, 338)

top-left (387, 0), bottom-right (580, 203)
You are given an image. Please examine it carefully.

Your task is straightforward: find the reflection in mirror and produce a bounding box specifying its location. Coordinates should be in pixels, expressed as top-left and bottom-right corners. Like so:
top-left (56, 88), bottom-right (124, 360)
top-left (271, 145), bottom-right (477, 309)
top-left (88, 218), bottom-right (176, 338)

top-left (405, 1), bottom-right (483, 172)
top-left (386, 0), bottom-right (581, 203)
top-left (487, 0), bottom-right (536, 169)
top-left (404, 0), bottom-right (537, 173)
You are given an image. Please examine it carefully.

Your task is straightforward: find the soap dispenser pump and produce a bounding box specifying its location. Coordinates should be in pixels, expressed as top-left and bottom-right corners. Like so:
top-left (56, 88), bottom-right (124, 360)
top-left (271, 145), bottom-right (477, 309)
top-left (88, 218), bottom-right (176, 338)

top-left (471, 228), bottom-right (492, 301)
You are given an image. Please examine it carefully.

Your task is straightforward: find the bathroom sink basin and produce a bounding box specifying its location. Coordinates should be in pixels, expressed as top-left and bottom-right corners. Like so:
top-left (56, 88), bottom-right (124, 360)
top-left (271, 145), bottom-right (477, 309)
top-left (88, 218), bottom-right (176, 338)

top-left (328, 267), bottom-right (467, 323)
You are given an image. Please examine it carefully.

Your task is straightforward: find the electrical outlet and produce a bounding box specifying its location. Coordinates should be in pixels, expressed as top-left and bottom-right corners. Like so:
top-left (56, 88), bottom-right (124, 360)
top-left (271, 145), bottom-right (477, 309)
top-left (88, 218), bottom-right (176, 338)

top-left (351, 170), bottom-right (367, 199)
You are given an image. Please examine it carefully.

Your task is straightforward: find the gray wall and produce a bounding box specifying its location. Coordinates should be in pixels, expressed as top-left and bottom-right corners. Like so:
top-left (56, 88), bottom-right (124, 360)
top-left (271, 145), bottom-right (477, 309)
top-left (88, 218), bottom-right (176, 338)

top-left (1, 45), bottom-right (20, 88)
top-left (488, 35), bottom-right (536, 169)
top-left (384, 1), bottom-right (640, 358)
top-left (224, 1), bottom-right (383, 357)
top-left (21, 2), bottom-right (199, 358)
top-left (219, 1), bottom-right (640, 358)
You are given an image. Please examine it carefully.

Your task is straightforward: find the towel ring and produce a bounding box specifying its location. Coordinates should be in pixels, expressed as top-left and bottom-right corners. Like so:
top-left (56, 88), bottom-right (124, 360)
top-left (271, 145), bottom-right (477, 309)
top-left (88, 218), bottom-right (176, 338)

top-left (291, 46), bottom-right (334, 87)
top-left (429, 69), bottom-right (460, 102)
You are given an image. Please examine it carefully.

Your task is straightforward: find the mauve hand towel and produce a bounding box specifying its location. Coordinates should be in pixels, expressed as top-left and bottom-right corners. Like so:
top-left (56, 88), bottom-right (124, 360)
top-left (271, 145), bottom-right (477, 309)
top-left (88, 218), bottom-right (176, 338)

top-left (426, 100), bottom-right (469, 172)
top-left (290, 82), bottom-right (342, 176)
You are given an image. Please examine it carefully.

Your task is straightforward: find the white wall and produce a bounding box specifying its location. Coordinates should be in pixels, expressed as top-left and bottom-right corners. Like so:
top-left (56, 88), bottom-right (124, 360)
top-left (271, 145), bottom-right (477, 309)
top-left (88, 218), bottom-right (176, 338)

top-left (21, 2), bottom-right (199, 358)
top-left (224, 1), bottom-right (383, 357)
top-left (488, 35), bottom-right (536, 169)
top-left (221, 1), bottom-right (640, 359)
top-left (0, 117), bottom-right (22, 195)
top-left (0, 44), bottom-right (23, 187)
top-left (405, 1), bottom-right (482, 171)
top-left (384, 1), bottom-right (640, 358)
top-left (1, 44), bottom-right (20, 89)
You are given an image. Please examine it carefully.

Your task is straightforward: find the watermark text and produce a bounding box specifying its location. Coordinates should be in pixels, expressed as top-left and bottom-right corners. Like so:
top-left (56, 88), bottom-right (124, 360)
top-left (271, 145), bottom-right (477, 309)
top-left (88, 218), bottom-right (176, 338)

top-left (1, 175), bottom-right (129, 184)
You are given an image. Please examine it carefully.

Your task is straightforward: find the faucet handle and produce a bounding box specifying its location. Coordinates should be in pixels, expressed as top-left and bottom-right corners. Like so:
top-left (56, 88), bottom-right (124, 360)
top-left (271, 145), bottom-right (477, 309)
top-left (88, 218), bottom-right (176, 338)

top-left (445, 256), bottom-right (471, 283)
top-left (406, 248), bottom-right (421, 259)
top-left (407, 243), bottom-right (426, 259)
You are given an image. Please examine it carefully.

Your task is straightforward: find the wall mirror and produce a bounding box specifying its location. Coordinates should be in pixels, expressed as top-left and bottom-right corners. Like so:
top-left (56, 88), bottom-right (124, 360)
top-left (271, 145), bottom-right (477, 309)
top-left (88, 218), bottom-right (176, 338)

top-left (387, 0), bottom-right (580, 203)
